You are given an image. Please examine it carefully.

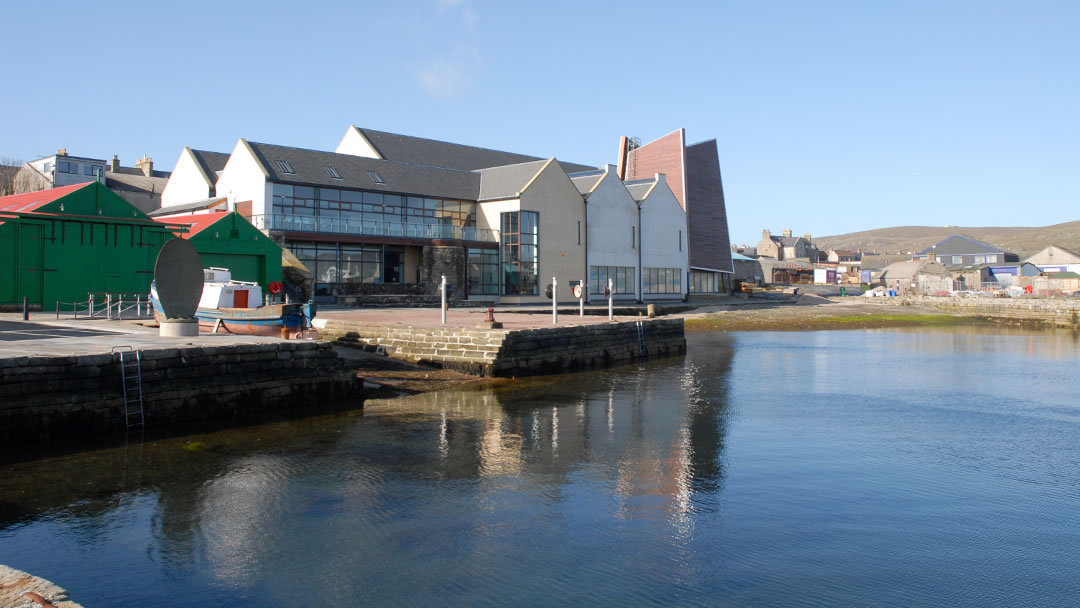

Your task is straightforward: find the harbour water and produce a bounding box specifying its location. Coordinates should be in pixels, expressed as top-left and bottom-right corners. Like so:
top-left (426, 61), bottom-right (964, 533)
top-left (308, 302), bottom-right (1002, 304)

top-left (2, 328), bottom-right (1079, 606)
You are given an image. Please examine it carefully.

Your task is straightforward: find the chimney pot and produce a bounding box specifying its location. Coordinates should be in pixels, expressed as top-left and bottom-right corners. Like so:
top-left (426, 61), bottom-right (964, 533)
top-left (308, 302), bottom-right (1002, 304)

top-left (110, 155), bottom-right (120, 173)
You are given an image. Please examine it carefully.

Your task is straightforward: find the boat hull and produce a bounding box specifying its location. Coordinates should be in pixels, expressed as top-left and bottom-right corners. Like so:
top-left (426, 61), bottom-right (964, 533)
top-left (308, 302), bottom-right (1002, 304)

top-left (151, 291), bottom-right (315, 339)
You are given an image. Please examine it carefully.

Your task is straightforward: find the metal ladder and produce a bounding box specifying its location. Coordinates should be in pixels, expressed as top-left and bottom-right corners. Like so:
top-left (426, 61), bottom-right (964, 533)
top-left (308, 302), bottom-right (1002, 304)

top-left (635, 321), bottom-right (647, 357)
top-left (113, 346), bottom-right (145, 429)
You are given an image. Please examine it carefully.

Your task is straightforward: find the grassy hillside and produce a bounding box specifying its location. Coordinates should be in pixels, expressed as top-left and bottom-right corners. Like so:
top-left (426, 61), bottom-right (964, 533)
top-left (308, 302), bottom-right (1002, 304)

top-left (814, 221), bottom-right (1080, 258)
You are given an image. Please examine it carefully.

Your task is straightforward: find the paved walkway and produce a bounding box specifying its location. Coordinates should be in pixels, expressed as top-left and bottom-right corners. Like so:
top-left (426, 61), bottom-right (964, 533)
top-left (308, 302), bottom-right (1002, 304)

top-left (316, 306), bottom-right (653, 331)
top-left (0, 313), bottom-right (284, 358)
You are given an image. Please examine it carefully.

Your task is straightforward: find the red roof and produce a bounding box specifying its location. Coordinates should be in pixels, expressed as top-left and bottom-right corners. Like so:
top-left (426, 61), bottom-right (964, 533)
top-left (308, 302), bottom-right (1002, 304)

top-left (154, 210), bottom-right (230, 239)
top-left (0, 183), bottom-right (92, 214)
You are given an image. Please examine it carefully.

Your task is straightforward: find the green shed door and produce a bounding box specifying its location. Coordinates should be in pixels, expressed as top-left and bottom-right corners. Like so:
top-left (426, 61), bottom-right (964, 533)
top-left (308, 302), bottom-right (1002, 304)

top-left (18, 223), bottom-right (44, 305)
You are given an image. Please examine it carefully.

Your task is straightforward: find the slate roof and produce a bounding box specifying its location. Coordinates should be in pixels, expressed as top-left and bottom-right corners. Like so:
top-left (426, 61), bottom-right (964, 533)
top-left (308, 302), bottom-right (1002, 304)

top-left (917, 234), bottom-right (1008, 257)
top-left (772, 235), bottom-right (803, 247)
top-left (475, 159), bottom-right (549, 201)
top-left (190, 149), bottom-right (230, 184)
top-left (148, 197), bottom-right (228, 217)
top-left (106, 172), bottom-right (170, 195)
top-left (880, 259), bottom-right (949, 280)
top-left (353, 127), bottom-right (596, 173)
top-left (623, 179), bottom-right (656, 202)
top-left (859, 253), bottom-right (911, 271)
top-left (247, 141), bottom-right (480, 201)
top-left (568, 171), bottom-right (604, 197)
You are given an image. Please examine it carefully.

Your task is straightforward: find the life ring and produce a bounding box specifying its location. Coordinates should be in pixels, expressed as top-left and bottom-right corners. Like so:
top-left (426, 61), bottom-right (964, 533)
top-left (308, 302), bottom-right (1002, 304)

top-left (1024, 285), bottom-right (1033, 294)
top-left (268, 281), bottom-right (284, 295)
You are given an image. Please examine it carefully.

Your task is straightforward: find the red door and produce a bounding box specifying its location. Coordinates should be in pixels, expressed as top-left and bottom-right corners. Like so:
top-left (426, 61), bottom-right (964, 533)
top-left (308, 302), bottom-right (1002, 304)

top-left (233, 289), bottom-right (248, 308)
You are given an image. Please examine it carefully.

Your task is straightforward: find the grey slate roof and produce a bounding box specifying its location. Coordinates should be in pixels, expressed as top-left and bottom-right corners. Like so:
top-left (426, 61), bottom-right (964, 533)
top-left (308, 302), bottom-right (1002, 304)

top-left (105, 172), bottom-right (170, 195)
top-left (476, 159), bottom-right (549, 201)
top-left (247, 141), bottom-right (481, 201)
top-left (190, 149), bottom-right (230, 184)
top-left (773, 236), bottom-right (802, 247)
top-left (148, 197), bottom-right (228, 216)
top-left (917, 234), bottom-right (1007, 257)
top-left (354, 127), bottom-right (596, 173)
top-left (569, 173), bottom-right (604, 197)
top-left (624, 179), bottom-right (655, 202)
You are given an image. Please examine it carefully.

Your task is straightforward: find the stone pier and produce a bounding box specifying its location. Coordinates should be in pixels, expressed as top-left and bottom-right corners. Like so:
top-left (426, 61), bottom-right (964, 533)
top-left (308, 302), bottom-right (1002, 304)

top-left (0, 565), bottom-right (83, 608)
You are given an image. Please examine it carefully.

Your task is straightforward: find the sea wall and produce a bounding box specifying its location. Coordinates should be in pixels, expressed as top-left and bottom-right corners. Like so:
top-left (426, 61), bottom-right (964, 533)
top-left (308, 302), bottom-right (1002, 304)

top-left (892, 296), bottom-right (1080, 328)
top-left (315, 318), bottom-right (686, 377)
top-left (0, 342), bottom-right (361, 445)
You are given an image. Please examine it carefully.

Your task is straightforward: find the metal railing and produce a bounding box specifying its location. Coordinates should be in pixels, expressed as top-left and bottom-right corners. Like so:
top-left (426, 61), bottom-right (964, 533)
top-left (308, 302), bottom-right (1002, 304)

top-left (57, 293), bottom-right (154, 320)
top-left (249, 214), bottom-right (499, 242)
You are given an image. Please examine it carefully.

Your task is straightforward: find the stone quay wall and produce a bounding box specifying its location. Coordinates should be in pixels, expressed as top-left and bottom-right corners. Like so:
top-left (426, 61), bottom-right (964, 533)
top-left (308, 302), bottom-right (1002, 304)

top-left (316, 318), bottom-right (686, 377)
top-left (0, 342), bottom-right (362, 445)
top-left (893, 296), bottom-right (1080, 328)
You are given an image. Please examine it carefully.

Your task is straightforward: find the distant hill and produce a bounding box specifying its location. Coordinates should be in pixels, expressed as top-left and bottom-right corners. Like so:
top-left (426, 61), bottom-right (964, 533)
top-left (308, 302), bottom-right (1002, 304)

top-left (814, 221), bottom-right (1080, 258)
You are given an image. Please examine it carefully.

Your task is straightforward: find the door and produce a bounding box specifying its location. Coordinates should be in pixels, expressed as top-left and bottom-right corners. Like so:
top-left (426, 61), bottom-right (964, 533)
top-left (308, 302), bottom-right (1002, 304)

top-left (18, 223), bottom-right (44, 305)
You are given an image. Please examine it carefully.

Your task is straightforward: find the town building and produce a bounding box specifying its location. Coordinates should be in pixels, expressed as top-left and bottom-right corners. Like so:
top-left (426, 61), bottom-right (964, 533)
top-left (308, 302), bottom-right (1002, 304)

top-left (160, 148), bottom-right (231, 207)
top-left (15, 150), bottom-right (108, 192)
top-left (103, 155), bottom-right (170, 214)
top-left (915, 235), bottom-right (1018, 267)
top-left (624, 173), bottom-right (689, 300)
top-left (1022, 245), bottom-right (1080, 273)
top-left (756, 228), bottom-right (819, 261)
top-left (616, 129), bottom-right (733, 294)
top-left (152, 210), bottom-right (283, 289)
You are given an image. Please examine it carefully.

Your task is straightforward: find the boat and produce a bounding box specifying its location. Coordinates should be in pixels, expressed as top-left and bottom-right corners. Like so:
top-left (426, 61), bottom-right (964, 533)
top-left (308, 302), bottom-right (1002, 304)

top-left (151, 267), bottom-right (315, 338)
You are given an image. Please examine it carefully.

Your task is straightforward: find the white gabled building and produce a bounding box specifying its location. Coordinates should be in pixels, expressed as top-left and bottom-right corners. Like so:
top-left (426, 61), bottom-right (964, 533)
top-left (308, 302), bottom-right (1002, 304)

top-left (570, 165), bottom-right (640, 302)
top-left (627, 174), bottom-right (689, 300)
top-left (161, 147), bottom-right (230, 208)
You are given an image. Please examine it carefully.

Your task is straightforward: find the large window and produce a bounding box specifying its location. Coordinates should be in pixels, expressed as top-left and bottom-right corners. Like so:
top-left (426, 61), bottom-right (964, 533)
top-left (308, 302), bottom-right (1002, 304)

top-left (644, 268), bottom-right (682, 294)
top-left (272, 184), bottom-right (475, 229)
top-left (501, 211), bottom-right (538, 295)
top-left (286, 242), bottom-right (404, 287)
top-left (689, 270), bottom-right (718, 293)
top-left (590, 266), bottom-right (635, 295)
top-left (468, 248), bottom-right (500, 295)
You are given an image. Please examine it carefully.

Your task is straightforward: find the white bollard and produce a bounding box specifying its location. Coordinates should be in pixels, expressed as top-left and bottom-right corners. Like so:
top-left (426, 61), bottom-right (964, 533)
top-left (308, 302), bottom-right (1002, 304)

top-left (579, 279), bottom-right (584, 317)
top-left (552, 277), bottom-right (558, 325)
top-left (608, 278), bottom-right (614, 321)
top-left (440, 275), bottom-right (447, 325)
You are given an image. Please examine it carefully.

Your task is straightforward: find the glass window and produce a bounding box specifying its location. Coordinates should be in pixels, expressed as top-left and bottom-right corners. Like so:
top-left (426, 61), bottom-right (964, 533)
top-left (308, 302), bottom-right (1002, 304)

top-left (645, 268), bottom-right (684, 294)
top-left (501, 210), bottom-right (538, 295)
top-left (952, 256), bottom-right (963, 265)
top-left (590, 266), bottom-right (635, 295)
top-left (986, 255), bottom-right (997, 263)
top-left (468, 248), bottom-right (499, 295)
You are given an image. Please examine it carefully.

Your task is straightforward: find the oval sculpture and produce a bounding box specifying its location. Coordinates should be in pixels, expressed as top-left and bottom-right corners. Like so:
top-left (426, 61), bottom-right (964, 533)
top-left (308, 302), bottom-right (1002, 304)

top-left (155, 238), bottom-right (204, 319)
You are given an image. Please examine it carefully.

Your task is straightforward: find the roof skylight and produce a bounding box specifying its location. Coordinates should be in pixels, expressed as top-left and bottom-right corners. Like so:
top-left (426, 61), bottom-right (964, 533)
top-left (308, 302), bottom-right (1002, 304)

top-left (276, 160), bottom-right (295, 174)
top-left (367, 170), bottom-right (385, 184)
top-left (324, 165), bottom-right (343, 180)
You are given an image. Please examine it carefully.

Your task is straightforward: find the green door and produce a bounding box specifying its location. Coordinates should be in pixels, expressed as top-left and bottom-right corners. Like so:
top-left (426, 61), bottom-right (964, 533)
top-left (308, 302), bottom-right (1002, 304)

top-left (18, 223), bottom-right (44, 305)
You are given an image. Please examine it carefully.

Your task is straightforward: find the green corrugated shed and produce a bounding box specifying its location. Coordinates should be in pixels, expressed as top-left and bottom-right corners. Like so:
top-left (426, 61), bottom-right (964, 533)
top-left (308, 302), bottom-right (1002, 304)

top-left (158, 211), bottom-right (283, 291)
top-left (0, 182), bottom-right (178, 309)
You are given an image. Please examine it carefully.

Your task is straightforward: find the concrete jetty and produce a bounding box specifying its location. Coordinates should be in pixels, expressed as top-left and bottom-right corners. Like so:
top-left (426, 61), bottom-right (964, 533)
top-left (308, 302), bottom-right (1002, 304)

top-left (314, 308), bottom-right (687, 377)
top-left (0, 315), bottom-right (361, 446)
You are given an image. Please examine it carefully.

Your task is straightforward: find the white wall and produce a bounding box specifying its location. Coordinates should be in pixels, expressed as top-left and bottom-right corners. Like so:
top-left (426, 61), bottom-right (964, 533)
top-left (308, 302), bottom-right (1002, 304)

top-left (334, 126), bottom-right (381, 158)
top-left (28, 156), bottom-right (103, 188)
top-left (639, 176), bottom-right (689, 299)
top-left (517, 160), bottom-right (587, 305)
top-left (161, 148), bottom-right (214, 207)
top-left (586, 167), bottom-right (640, 301)
top-left (214, 139), bottom-right (269, 216)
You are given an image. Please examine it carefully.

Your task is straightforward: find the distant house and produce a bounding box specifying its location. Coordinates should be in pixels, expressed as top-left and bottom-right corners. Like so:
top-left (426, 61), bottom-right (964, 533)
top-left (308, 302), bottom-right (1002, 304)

top-left (1022, 245), bottom-right (1080, 273)
top-left (160, 147), bottom-right (231, 208)
top-left (15, 150), bottom-right (107, 192)
top-left (757, 228), bottom-right (819, 261)
top-left (827, 249), bottom-right (860, 263)
top-left (103, 155), bottom-right (171, 214)
top-left (915, 235), bottom-right (1018, 267)
top-left (879, 259), bottom-right (951, 295)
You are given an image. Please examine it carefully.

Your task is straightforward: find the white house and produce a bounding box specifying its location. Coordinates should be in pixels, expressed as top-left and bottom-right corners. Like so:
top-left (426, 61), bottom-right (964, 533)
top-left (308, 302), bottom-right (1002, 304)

top-left (627, 174), bottom-right (689, 300)
top-left (570, 165), bottom-right (640, 302)
top-left (161, 147), bottom-right (230, 208)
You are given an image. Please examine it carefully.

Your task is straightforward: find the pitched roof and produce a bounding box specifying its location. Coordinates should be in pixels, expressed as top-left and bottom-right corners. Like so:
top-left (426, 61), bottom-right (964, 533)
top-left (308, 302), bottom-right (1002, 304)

top-left (476, 159), bottom-right (549, 201)
top-left (353, 127), bottom-right (596, 173)
top-left (568, 171), bottom-right (604, 197)
top-left (154, 210), bottom-right (230, 239)
top-left (105, 172), bottom-right (170, 195)
top-left (917, 234), bottom-right (1007, 257)
top-left (1051, 271), bottom-right (1080, 279)
top-left (880, 259), bottom-right (949, 279)
top-left (246, 141), bottom-right (481, 201)
top-left (148, 197), bottom-right (228, 217)
top-left (0, 182), bottom-right (90, 213)
top-left (624, 179), bottom-right (656, 202)
top-left (773, 235), bottom-right (802, 246)
top-left (190, 149), bottom-right (230, 185)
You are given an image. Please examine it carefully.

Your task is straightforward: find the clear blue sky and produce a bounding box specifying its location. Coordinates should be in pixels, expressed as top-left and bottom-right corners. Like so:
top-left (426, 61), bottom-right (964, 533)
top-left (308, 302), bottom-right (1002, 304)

top-left (2, 1), bottom-right (1076, 244)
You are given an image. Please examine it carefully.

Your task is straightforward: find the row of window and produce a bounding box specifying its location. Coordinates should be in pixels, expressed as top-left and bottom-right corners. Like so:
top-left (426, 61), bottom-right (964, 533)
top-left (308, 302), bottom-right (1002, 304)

top-left (288, 242), bottom-right (405, 286)
top-left (590, 266), bottom-right (635, 295)
top-left (44, 161), bottom-right (102, 176)
top-left (272, 184), bottom-right (475, 227)
top-left (955, 254), bottom-right (998, 264)
top-left (643, 267), bottom-right (683, 294)
top-left (689, 270), bottom-right (719, 293)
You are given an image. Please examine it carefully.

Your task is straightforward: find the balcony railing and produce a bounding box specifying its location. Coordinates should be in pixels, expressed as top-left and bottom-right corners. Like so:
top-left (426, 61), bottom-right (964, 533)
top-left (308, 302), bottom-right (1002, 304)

top-left (249, 214), bottom-right (499, 242)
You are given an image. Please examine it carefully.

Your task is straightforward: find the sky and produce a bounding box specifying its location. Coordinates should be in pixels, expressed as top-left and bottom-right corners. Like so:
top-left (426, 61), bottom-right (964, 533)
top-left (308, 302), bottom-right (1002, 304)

top-left (2, 0), bottom-right (1076, 244)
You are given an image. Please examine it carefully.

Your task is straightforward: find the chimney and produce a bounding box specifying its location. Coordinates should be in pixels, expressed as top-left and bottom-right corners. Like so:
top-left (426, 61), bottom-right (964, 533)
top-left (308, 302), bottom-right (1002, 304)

top-left (782, 228), bottom-right (792, 238)
top-left (57, 148), bottom-right (67, 156)
top-left (762, 229), bottom-right (771, 240)
top-left (111, 155), bottom-right (120, 173)
top-left (136, 156), bottom-right (153, 177)
top-left (929, 245), bottom-right (937, 262)
top-left (803, 233), bottom-right (811, 242)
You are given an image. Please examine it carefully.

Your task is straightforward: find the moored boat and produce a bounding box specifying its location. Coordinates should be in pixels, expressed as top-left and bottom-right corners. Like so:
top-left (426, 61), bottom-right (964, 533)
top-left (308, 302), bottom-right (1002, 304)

top-left (152, 267), bottom-right (314, 338)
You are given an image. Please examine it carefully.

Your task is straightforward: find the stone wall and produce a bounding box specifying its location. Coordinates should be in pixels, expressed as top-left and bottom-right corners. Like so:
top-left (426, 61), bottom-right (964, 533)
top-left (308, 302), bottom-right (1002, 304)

top-left (890, 295), bottom-right (1080, 328)
top-left (316, 318), bottom-right (686, 377)
top-left (0, 342), bottom-right (361, 445)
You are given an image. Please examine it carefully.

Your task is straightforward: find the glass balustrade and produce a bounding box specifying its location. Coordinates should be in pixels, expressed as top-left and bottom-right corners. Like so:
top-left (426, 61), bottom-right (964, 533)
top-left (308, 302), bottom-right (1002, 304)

top-left (249, 214), bottom-right (499, 242)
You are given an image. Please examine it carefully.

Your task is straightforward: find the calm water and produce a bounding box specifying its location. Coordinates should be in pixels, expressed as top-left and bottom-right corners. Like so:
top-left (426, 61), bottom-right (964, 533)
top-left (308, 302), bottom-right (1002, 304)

top-left (2, 328), bottom-right (1080, 607)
